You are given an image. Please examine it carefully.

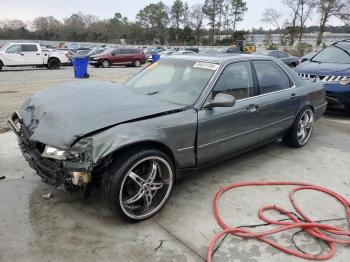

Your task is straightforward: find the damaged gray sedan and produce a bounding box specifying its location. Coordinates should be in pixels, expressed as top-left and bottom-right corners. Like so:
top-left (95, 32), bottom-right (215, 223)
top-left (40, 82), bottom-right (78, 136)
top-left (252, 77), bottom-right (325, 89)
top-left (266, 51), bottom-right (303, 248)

top-left (8, 54), bottom-right (327, 221)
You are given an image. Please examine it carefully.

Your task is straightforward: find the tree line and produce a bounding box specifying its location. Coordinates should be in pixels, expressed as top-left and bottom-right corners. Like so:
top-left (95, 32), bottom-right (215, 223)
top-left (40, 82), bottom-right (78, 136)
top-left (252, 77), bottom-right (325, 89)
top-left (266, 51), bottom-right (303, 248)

top-left (0, 0), bottom-right (349, 46)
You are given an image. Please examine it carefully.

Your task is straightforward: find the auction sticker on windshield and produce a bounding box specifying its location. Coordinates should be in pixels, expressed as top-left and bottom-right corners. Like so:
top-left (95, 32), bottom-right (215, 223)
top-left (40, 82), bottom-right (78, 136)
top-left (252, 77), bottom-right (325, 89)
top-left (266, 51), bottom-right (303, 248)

top-left (193, 62), bottom-right (219, 71)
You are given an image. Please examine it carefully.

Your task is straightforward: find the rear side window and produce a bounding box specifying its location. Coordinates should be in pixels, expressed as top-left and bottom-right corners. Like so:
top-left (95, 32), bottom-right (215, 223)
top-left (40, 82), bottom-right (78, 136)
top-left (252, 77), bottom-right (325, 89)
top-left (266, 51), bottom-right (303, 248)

top-left (253, 60), bottom-right (292, 94)
top-left (120, 49), bottom-right (139, 54)
top-left (6, 44), bottom-right (22, 53)
top-left (22, 45), bottom-right (38, 52)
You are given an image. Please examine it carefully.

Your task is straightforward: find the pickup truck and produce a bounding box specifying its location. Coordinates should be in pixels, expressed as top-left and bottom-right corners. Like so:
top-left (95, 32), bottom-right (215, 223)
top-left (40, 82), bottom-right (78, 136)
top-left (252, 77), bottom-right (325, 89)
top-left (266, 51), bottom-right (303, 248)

top-left (0, 43), bottom-right (70, 71)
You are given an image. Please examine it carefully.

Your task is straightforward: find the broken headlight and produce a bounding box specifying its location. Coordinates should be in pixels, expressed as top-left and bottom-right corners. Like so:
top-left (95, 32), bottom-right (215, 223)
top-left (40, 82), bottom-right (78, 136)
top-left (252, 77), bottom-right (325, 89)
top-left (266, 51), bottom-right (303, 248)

top-left (42, 145), bottom-right (66, 160)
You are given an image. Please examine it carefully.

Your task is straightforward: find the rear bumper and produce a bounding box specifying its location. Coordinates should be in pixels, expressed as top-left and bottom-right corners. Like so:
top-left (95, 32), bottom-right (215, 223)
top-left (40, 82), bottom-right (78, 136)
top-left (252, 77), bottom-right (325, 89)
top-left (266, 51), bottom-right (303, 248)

top-left (314, 102), bottom-right (328, 120)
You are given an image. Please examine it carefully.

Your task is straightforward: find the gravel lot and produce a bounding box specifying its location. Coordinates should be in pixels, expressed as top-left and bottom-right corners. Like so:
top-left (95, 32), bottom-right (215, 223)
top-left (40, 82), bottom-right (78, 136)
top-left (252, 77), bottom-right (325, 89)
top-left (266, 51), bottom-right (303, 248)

top-left (0, 65), bottom-right (144, 132)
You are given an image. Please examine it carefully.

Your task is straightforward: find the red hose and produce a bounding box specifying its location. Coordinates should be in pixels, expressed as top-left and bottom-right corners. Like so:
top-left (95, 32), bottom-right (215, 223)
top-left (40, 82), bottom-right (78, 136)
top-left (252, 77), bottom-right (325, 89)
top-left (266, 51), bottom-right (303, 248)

top-left (208, 182), bottom-right (350, 261)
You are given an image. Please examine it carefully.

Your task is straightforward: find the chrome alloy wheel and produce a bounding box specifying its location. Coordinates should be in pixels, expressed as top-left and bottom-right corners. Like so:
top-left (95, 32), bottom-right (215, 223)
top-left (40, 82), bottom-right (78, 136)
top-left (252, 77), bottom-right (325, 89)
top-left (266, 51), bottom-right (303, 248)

top-left (119, 156), bottom-right (173, 220)
top-left (297, 109), bottom-right (314, 145)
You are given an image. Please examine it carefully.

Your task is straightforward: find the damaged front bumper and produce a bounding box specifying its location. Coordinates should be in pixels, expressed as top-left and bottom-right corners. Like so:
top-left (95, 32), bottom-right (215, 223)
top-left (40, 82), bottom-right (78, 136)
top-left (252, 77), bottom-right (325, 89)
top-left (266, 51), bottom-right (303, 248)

top-left (8, 112), bottom-right (93, 190)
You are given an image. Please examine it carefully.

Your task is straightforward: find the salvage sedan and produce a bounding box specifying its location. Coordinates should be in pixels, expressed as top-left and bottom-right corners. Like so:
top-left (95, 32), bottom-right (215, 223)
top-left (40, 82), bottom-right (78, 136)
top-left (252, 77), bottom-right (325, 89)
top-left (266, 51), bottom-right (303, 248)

top-left (8, 54), bottom-right (327, 221)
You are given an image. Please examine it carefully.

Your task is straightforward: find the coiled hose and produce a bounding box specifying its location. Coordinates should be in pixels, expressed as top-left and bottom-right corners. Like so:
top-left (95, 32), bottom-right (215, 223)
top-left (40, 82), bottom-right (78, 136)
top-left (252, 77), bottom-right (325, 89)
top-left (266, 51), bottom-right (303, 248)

top-left (208, 182), bottom-right (350, 261)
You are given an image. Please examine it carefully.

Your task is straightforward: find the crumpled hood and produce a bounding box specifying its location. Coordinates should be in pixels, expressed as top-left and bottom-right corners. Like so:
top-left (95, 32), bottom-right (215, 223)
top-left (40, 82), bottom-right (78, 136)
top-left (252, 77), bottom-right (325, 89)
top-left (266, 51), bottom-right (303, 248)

top-left (20, 80), bottom-right (185, 149)
top-left (295, 61), bottom-right (350, 76)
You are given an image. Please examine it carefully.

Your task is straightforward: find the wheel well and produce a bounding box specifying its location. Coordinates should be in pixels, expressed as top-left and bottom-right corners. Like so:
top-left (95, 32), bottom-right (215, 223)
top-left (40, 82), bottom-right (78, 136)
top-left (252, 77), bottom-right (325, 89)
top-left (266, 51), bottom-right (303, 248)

top-left (298, 104), bottom-right (314, 115)
top-left (93, 141), bottom-right (177, 184)
top-left (110, 141), bottom-right (176, 168)
top-left (48, 57), bottom-right (60, 63)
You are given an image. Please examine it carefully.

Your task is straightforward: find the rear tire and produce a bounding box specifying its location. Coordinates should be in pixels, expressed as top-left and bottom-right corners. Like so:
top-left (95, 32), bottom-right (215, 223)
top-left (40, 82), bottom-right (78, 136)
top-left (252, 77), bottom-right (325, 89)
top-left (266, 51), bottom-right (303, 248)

top-left (0, 63), bottom-right (2, 71)
top-left (47, 58), bottom-right (60, 70)
top-left (284, 107), bottom-right (314, 148)
top-left (133, 60), bottom-right (141, 67)
top-left (93, 64), bottom-right (100, 68)
top-left (345, 106), bottom-right (350, 115)
top-left (102, 148), bottom-right (175, 222)
top-left (102, 60), bottom-right (110, 68)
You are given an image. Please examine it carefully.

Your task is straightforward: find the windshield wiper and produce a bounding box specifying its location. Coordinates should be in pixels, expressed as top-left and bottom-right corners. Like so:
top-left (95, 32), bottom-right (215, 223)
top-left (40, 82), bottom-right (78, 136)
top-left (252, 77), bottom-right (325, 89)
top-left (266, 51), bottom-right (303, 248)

top-left (146, 91), bottom-right (160, 95)
top-left (310, 59), bottom-right (321, 64)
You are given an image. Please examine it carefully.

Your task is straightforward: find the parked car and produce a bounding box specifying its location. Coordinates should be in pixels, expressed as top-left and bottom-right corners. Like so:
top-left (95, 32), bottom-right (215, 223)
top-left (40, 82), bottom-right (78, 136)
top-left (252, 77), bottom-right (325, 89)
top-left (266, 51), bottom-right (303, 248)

top-left (171, 50), bottom-right (196, 55)
top-left (254, 50), bottom-right (299, 67)
top-left (214, 47), bottom-right (244, 54)
top-left (90, 48), bottom-right (146, 68)
top-left (76, 47), bottom-right (92, 56)
top-left (148, 49), bottom-right (175, 62)
top-left (9, 54), bottom-right (326, 221)
top-left (84, 47), bottom-right (108, 58)
top-left (0, 43), bottom-right (70, 71)
top-left (185, 47), bottom-right (199, 53)
top-left (295, 40), bottom-right (350, 114)
top-left (299, 51), bottom-right (318, 64)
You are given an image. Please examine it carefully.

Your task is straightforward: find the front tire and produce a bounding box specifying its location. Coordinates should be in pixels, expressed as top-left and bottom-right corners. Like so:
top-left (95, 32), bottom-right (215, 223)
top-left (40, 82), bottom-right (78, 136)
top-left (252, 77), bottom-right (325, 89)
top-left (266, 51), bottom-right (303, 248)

top-left (133, 60), bottom-right (141, 67)
top-left (102, 148), bottom-right (175, 222)
top-left (0, 63), bottom-right (2, 71)
top-left (284, 107), bottom-right (314, 148)
top-left (345, 106), bottom-right (350, 115)
top-left (102, 60), bottom-right (111, 68)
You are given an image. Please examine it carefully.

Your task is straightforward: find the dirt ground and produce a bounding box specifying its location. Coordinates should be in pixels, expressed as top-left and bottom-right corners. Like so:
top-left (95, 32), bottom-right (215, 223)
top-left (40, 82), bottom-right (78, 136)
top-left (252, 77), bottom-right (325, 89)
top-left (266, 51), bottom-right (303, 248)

top-left (0, 65), bottom-right (144, 132)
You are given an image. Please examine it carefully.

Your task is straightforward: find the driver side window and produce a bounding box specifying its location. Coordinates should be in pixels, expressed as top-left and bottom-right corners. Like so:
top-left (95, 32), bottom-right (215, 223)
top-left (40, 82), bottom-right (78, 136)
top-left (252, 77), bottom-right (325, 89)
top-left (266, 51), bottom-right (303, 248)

top-left (212, 61), bottom-right (253, 100)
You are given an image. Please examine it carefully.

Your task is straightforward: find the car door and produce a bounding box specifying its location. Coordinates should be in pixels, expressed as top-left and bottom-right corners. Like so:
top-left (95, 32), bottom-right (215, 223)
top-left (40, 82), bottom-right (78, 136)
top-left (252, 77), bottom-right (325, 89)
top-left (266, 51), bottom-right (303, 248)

top-left (3, 44), bottom-right (25, 65)
top-left (197, 61), bottom-right (260, 166)
top-left (123, 49), bottom-right (135, 64)
top-left (253, 60), bottom-right (301, 142)
top-left (110, 49), bottom-right (122, 64)
top-left (21, 44), bottom-right (42, 65)
top-left (117, 49), bottom-right (129, 64)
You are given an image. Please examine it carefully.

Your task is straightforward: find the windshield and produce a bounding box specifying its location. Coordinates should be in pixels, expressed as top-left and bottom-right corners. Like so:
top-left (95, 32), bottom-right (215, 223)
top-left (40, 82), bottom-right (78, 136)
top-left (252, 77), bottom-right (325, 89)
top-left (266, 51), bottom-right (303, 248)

top-left (97, 48), bottom-right (114, 56)
top-left (88, 48), bottom-right (106, 56)
top-left (0, 43), bottom-right (10, 51)
top-left (126, 59), bottom-right (218, 105)
top-left (311, 43), bottom-right (350, 64)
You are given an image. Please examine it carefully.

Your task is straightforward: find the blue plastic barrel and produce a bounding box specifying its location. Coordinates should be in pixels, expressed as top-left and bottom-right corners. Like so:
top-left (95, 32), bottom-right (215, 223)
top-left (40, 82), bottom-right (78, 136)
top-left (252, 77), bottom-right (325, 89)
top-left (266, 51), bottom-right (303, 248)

top-left (152, 54), bottom-right (161, 62)
top-left (73, 57), bottom-right (89, 78)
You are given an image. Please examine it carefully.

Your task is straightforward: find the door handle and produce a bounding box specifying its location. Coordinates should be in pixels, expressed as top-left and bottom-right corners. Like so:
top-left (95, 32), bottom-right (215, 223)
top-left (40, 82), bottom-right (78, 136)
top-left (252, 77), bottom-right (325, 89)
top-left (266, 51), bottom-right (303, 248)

top-left (246, 104), bottom-right (259, 113)
top-left (36, 53), bottom-right (40, 56)
top-left (290, 93), bottom-right (297, 99)
top-left (20, 53), bottom-right (24, 56)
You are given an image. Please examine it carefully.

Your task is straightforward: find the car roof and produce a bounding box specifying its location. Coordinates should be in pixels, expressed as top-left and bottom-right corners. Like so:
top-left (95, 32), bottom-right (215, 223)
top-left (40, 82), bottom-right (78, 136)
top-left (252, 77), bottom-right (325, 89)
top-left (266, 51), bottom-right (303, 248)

top-left (165, 53), bottom-right (273, 64)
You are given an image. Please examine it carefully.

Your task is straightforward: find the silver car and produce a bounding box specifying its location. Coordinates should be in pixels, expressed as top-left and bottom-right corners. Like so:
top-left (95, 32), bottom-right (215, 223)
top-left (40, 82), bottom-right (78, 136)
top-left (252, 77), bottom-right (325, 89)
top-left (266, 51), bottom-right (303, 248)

top-left (9, 54), bottom-right (327, 221)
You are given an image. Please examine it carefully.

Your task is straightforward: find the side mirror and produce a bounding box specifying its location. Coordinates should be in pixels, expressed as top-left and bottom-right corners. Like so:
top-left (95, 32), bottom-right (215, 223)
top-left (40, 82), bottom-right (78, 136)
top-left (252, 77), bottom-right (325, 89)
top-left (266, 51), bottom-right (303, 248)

top-left (204, 93), bottom-right (236, 109)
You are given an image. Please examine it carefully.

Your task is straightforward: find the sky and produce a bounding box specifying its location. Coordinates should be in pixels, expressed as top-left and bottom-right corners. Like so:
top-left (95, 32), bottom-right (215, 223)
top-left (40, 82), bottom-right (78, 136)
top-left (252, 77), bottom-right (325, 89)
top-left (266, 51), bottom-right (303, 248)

top-left (0, 0), bottom-right (343, 30)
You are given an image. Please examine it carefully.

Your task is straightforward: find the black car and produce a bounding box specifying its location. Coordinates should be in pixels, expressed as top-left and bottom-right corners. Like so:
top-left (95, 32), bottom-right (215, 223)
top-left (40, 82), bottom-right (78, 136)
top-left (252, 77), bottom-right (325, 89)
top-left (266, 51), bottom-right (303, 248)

top-left (254, 50), bottom-right (299, 67)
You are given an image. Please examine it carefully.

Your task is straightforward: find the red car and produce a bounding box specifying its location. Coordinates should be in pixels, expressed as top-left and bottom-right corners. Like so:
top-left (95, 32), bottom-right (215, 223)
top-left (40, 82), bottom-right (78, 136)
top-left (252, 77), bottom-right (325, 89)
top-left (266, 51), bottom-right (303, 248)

top-left (90, 48), bottom-right (146, 68)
